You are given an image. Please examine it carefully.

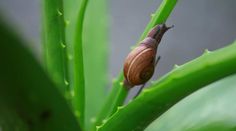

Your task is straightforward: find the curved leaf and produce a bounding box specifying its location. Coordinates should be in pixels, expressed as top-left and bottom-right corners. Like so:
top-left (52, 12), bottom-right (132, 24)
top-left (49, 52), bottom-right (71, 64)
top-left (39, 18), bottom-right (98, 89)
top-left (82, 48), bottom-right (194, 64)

top-left (146, 74), bottom-right (236, 131)
top-left (42, 0), bottom-right (69, 94)
top-left (0, 20), bottom-right (81, 131)
top-left (72, 0), bottom-right (89, 128)
top-left (63, 0), bottom-right (109, 130)
top-left (98, 41), bottom-right (236, 131)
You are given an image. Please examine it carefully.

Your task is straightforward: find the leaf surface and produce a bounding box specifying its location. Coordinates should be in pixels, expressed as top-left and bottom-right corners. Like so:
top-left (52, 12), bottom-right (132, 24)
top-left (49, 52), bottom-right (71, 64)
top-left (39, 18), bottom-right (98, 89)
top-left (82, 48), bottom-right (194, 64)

top-left (146, 74), bottom-right (236, 131)
top-left (0, 20), bottom-right (81, 131)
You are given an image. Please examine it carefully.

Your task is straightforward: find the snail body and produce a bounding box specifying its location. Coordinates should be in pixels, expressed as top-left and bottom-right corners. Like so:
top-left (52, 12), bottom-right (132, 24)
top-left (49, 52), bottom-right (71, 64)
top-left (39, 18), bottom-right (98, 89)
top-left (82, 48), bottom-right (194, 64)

top-left (123, 24), bottom-right (172, 88)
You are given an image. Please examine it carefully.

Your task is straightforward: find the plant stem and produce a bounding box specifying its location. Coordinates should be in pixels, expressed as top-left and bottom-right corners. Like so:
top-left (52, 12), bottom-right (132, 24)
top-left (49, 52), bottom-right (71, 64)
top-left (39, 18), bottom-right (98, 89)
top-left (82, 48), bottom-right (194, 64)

top-left (42, 0), bottom-right (69, 94)
top-left (93, 0), bottom-right (178, 129)
top-left (72, 0), bottom-right (89, 129)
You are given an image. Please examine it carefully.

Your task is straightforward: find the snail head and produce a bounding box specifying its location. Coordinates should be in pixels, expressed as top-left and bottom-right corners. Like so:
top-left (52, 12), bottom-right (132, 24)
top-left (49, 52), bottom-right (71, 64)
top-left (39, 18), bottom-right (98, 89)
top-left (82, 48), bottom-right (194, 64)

top-left (147, 24), bottom-right (174, 44)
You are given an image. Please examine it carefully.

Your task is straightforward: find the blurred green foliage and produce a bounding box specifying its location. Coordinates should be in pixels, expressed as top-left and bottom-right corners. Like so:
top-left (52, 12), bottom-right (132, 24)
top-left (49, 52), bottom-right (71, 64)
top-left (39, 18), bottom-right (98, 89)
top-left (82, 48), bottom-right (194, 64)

top-left (0, 19), bottom-right (80, 131)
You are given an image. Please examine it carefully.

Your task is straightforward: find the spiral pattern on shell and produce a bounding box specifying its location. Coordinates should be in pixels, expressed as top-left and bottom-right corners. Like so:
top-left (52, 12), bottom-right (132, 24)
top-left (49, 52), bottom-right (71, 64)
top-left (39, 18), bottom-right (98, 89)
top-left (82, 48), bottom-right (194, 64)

top-left (123, 24), bottom-right (172, 88)
top-left (124, 38), bottom-right (156, 86)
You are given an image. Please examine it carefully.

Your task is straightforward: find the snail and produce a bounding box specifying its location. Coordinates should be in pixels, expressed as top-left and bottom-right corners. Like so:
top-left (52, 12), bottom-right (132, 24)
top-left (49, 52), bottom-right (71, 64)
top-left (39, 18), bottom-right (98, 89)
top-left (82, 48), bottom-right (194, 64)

top-left (123, 24), bottom-right (172, 89)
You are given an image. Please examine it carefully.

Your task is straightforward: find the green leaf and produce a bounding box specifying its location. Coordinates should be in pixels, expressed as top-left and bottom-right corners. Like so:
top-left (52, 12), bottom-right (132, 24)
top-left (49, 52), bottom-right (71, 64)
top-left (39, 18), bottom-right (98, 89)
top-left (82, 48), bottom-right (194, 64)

top-left (0, 20), bottom-right (81, 131)
top-left (63, 0), bottom-right (80, 103)
top-left (72, 1), bottom-right (87, 127)
top-left (83, 0), bottom-right (109, 130)
top-left (98, 41), bottom-right (236, 131)
top-left (93, 73), bottom-right (128, 131)
top-left (146, 74), bottom-right (236, 131)
top-left (94, 0), bottom-right (178, 129)
top-left (0, 104), bottom-right (28, 131)
top-left (63, 0), bottom-right (87, 128)
top-left (63, 0), bottom-right (108, 130)
top-left (42, 0), bottom-right (69, 94)
top-left (69, 0), bottom-right (89, 129)
top-left (139, 0), bottom-right (178, 41)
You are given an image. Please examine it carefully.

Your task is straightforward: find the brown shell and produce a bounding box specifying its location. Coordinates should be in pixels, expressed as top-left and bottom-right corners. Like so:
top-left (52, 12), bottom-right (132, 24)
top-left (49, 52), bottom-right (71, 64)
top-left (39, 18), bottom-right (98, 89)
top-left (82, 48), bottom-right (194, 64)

top-left (123, 24), bottom-right (172, 87)
top-left (123, 38), bottom-right (157, 86)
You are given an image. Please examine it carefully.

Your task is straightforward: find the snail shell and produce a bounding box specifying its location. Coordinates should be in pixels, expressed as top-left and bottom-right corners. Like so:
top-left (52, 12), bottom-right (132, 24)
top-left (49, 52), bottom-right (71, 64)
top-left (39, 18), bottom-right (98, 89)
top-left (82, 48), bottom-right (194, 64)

top-left (124, 38), bottom-right (157, 86)
top-left (123, 24), bottom-right (172, 87)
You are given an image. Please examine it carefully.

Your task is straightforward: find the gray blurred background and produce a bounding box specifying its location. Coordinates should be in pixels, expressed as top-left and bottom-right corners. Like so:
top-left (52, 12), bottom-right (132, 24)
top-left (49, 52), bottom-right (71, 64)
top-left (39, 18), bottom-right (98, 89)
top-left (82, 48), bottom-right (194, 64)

top-left (1, 0), bottom-right (236, 97)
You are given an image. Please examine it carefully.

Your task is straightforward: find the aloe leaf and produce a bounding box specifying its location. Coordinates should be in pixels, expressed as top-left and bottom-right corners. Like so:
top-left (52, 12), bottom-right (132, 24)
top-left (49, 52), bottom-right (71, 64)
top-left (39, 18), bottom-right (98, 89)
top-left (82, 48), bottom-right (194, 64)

top-left (146, 73), bottom-right (236, 131)
top-left (63, 0), bottom-right (80, 103)
top-left (94, 0), bottom-right (178, 129)
top-left (139, 0), bottom-right (178, 41)
top-left (92, 73), bottom-right (127, 131)
top-left (0, 104), bottom-right (28, 131)
top-left (0, 20), bottom-right (81, 131)
top-left (63, 0), bottom-right (108, 130)
top-left (83, 0), bottom-right (109, 130)
top-left (72, 0), bottom-right (89, 129)
top-left (98, 41), bottom-right (236, 131)
top-left (42, 0), bottom-right (69, 94)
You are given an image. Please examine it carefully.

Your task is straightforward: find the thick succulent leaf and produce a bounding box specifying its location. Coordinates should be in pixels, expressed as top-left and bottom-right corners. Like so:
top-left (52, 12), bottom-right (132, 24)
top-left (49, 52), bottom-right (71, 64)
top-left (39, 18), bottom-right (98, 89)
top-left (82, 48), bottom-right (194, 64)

top-left (0, 104), bottom-right (28, 131)
top-left (0, 20), bottom-right (80, 131)
top-left (63, 0), bottom-right (108, 130)
top-left (83, 0), bottom-right (109, 130)
top-left (98, 41), bottom-right (236, 131)
top-left (146, 73), bottom-right (236, 131)
top-left (42, 0), bottom-right (69, 94)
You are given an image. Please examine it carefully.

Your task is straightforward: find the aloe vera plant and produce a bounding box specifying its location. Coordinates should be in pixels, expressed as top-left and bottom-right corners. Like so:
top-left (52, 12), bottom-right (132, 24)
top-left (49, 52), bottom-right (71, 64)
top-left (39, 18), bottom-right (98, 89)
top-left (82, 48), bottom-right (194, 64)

top-left (1, 0), bottom-right (236, 131)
